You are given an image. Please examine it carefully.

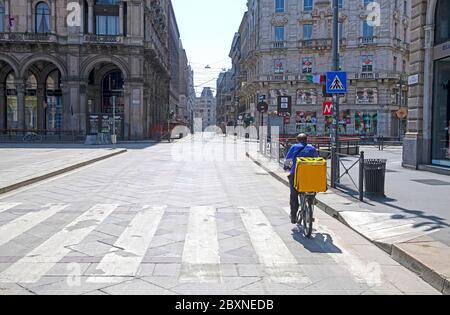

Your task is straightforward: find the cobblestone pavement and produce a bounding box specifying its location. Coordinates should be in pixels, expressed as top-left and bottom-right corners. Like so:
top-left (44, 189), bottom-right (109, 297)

top-left (0, 135), bottom-right (439, 295)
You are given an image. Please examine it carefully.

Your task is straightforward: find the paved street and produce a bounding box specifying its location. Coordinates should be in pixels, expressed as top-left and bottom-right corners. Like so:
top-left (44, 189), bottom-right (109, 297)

top-left (335, 146), bottom-right (450, 246)
top-left (0, 135), bottom-right (439, 295)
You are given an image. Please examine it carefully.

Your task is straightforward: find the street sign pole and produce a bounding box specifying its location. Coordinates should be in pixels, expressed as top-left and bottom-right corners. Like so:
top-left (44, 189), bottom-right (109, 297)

top-left (332, 0), bottom-right (340, 186)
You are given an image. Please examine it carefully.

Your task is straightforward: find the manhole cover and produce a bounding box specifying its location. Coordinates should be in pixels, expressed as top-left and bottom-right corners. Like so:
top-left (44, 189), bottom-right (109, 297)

top-left (412, 179), bottom-right (450, 186)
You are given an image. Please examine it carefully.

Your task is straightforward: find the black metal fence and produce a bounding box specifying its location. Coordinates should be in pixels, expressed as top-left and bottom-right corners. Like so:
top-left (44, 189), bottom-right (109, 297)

top-left (0, 130), bottom-right (85, 143)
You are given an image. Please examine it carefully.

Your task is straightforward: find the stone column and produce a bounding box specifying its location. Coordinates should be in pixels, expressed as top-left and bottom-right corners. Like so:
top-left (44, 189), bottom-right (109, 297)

top-left (0, 84), bottom-right (5, 130)
top-left (403, 0), bottom-right (428, 168)
top-left (88, 0), bottom-right (94, 34)
top-left (16, 83), bottom-right (25, 130)
top-left (119, 1), bottom-right (124, 36)
top-left (123, 83), bottom-right (131, 140)
top-left (51, 0), bottom-right (56, 34)
top-left (37, 83), bottom-right (46, 130)
top-left (27, 0), bottom-right (32, 33)
top-left (79, 83), bottom-right (87, 134)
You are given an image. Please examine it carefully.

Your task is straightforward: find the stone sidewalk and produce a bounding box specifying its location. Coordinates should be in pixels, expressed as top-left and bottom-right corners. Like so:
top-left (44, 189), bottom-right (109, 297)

top-left (0, 145), bottom-right (127, 194)
top-left (246, 150), bottom-right (450, 295)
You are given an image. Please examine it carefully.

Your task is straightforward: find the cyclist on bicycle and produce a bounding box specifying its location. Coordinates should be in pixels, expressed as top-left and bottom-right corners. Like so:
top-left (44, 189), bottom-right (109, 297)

top-left (284, 134), bottom-right (319, 224)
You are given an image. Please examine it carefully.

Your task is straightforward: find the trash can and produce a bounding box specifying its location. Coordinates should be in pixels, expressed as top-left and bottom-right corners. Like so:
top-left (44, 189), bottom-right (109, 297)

top-left (364, 159), bottom-right (387, 196)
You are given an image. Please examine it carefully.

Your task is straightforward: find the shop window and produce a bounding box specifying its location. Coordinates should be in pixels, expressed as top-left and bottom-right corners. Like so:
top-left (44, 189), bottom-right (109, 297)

top-left (432, 57), bottom-right (450, 167)
top-left (295, 111), bottom-right (318, 135)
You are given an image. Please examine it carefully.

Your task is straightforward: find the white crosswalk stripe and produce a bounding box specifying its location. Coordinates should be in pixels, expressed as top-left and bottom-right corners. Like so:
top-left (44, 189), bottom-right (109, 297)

top-left (0, 203), bottom-right (313, 285)
top-left (239, 207), bottom-right (310, 284)
top-left (0, 203), bottom-right (21, 214)
top-left (180, 206), bottom-right (221, 283)
top-left (0, 204), bottom-right (69, 247)
top-left (0, 204), bottom-right (118, 284)
top-left (87, 206), bottom-right (166, 283)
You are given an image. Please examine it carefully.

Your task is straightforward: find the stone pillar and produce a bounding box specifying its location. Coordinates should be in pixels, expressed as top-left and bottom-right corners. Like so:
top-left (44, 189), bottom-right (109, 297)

top-left (37, 83), bottom-right (46, 130)
top-left (51, 0), bottom-right (56, 33)
top-left (0, 84), bottom-right (5, 130)
top-left (16, 83), bottom-right (25, 130)
top-left (119, 1), bottom-right (124, 36)
top-left (88, 0), bottom-right (94, 34)
top-left (79, 83), bottom-right (87, 134)
top-left (123, 83), bottom-right (131, 140)
top-left (27, 0), bottom-right (32, 33)
top-left (403, 0), bottom-right (429, 168)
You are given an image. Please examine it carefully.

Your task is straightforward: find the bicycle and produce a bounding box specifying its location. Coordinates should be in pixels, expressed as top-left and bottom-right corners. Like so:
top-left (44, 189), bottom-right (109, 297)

top-left (296, 192), bottom-right (316, 238)
top-left (23, 132), bottom-right (43, 143)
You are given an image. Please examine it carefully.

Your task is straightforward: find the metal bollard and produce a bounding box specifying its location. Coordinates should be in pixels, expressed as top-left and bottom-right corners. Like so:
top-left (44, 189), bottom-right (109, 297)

top-left (359, 151), bottom-right (365, 202)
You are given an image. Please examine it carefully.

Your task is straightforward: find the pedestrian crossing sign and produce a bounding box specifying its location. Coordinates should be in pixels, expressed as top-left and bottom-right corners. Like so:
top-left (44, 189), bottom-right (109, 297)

top-left (326, 71), bottom-right (348, 94)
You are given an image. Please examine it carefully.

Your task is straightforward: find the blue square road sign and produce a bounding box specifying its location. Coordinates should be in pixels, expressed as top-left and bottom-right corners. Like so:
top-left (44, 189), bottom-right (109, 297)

top-left (326, 71), bottom-right (348, 94)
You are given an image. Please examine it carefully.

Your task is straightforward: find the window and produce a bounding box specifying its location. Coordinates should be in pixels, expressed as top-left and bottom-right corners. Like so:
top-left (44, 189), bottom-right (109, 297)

top-left (361, 55), bottom-right (373, 72)
top-left (96, 15), bottom-right (119, 35)
top-left (304, 0), bottom-right (313, 11)
top-left (0, 1), bottom-right (4, 33)
top-left (35, 2), bottom-right (50, 33)
top-left (302, 57), bottom-right (314, 73)
top-left (275, 0), bottom-right (284, 13)
top-left (274, 59), bottom-right (285, 73)
top-left (435, 0), bottom-right (450, 45)
top-left (275, 26), bottom-right (284, 41)
top-left (96, 0), bottom-right (119, 4)
top-left (303, 24), bottom-right (313, 40)
top-left (356, 88), bottom-right (378, 104)
top-left (363, 21), bottom-right (374, 38)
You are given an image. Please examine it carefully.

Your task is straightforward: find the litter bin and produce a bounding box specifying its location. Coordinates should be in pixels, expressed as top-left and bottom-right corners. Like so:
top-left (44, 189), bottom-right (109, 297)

top-left (364, 159), bottom-right (387, 196)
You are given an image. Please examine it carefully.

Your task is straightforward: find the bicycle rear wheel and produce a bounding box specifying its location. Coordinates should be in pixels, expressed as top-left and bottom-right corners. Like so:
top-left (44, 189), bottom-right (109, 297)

top-left (303, 197), bottom-right (314, 238)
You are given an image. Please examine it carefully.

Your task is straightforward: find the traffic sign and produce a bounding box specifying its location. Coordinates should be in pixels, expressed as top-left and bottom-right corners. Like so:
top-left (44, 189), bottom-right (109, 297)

top-left (277, 96), bottom-right (292, 115)
top-left (257, 101), bottom-right (269, 113)
top-left (326, 71), bottom-right (347, 94)
top-left (258, 95), bottom-right (266, 102)
top-left (323, 102), bottom-right (333, 116)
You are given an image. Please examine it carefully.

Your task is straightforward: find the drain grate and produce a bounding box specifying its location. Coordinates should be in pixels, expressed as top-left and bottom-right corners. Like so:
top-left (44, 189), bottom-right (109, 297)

top-left (412, 179), bottom-right (450, 186)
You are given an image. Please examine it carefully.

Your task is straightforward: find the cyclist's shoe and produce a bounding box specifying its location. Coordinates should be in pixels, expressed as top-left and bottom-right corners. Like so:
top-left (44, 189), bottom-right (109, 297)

top-left (290, 215), bottom-right (297, 224)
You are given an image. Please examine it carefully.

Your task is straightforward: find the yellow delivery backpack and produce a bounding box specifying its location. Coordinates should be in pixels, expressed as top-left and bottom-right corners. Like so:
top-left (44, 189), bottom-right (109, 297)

top-left (294, 158), bottom-right (328, 193)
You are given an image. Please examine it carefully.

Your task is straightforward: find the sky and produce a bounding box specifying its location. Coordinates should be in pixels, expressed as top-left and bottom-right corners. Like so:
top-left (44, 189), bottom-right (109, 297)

top-left (171, 0), bottom-right (248, 96)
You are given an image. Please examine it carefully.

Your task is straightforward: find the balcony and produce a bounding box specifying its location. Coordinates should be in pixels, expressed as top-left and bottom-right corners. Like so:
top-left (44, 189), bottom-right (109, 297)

top-left (0, 32), bottom-right (58, 42)
top-left (359, 36), bottom-right (377, 45)
top-left (299, 38), bottom-right (332, 50)
top-left (83, 34), bottom-right (123, 44)
top-left (349, 72), bottom-right (402, 80)
top-left (272, 41), bottom-right (286, 49)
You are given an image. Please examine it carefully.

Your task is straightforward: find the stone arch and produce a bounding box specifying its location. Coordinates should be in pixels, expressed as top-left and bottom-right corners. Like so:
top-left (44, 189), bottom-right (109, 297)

top-left (19, 54), bottom-right (67, 80)
top-left (0, 54), bottom-right (20, 81)
top-left (81, 55), bottom-right (130, 81)
top-left (427, 0), bottom-right (439, 26)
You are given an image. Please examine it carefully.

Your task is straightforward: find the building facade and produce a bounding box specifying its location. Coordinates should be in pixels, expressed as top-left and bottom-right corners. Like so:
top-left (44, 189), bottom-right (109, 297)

top-left (403, 0), bottom-right (450, 171)
top-left (0, 0), bottom-right (187, 141)
top-left (216, 70), bottom-right (233, 129)
top-left (232, 0), bottom-right (410, 138)
top-left (194, 87), bottom-right (216, 130)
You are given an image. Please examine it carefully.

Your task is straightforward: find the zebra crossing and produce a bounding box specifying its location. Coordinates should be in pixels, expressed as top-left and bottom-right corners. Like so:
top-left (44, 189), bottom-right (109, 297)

top-left (0, 201), bottom-right (325, 286)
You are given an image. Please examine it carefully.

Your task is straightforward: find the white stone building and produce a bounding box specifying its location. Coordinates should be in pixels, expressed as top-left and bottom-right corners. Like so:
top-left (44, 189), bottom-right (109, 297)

top-left (232, 0), bottom-right (411, 138)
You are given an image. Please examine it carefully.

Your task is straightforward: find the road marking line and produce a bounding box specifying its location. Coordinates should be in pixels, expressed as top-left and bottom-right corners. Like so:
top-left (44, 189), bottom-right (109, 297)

top-left (240, 207), bottom-right (309, 284)
top-left (0, 204), bottom-right (69, 247)
top-left (180, 206), bottom-right (221, 283)
top-left (0, 204), bottom-right (118, 284)
top-left (0, 203), bottom-right (21, 213)
top-left (86, 206), bottom-right (166, 282)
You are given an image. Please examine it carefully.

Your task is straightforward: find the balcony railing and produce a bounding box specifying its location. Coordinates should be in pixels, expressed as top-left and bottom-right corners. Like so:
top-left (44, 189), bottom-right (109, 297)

top-left (360, 36), bottom-right (376, 45)
top-left (273, 41), bottom-right (286, 49)
top-left (299, 38), bottom-right (332, 50)
top-left (349, 72), bottom-right (402, 80)
top-left (0, 32), bottom-right (57, 42)
top-left (83, 34), bottom-right (123, 44)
